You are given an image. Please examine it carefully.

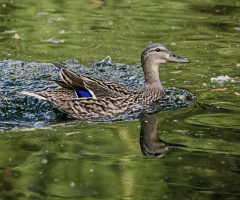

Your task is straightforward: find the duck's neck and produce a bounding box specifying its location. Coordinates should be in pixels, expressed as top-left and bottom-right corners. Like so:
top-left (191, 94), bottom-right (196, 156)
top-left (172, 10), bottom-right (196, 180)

top-left (142, 62), bottom-right (162, 88)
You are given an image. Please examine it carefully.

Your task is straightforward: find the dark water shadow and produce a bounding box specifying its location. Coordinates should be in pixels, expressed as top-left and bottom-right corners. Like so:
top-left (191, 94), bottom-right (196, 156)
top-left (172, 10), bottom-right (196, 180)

top-left (140, 115), bottom-right (187, 158)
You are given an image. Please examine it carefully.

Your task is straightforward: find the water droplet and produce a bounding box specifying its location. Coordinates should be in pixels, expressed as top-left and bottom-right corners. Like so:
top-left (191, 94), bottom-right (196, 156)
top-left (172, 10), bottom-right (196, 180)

top-left (41, 159), bottom-right (48, 165)
top-left (34, 121), bottom-right (44, 128)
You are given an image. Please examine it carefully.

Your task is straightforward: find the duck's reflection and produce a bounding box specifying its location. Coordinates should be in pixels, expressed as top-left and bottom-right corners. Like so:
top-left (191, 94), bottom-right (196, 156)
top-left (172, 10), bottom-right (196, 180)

top-left (140, 115), bottom-right (187, 158)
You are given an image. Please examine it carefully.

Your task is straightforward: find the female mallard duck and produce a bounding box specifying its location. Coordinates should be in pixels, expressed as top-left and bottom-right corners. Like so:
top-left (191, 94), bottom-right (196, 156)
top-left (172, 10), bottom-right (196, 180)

top-left (26, 44), bottom-right (189, 119)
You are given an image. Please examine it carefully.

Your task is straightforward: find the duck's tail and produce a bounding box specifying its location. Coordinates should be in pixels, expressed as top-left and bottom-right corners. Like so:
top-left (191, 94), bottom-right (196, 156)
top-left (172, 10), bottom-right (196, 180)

top-left (21, 91), bottom-right (47, 100)
top-left (51, 62), bottom-right (67, 69)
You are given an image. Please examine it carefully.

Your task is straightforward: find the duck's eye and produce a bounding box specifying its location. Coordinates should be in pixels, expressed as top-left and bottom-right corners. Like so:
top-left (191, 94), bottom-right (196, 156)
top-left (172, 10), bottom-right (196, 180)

top-left (156, 48), bottom-right (161, 52)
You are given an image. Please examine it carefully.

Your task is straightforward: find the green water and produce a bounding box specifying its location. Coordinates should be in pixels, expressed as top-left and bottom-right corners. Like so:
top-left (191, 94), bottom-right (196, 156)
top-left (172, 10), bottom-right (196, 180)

top-left (0, 0), bottom-right (240, 199)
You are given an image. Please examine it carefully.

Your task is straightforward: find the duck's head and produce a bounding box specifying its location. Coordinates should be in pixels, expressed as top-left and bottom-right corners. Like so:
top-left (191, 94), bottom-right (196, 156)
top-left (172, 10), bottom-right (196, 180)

top-left (141, 44), bottom-right (190, 86)
top-left (141, 43), bottom-right (190, 66)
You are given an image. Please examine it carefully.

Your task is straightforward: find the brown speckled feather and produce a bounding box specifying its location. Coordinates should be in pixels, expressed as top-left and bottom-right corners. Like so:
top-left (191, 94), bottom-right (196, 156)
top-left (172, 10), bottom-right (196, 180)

top-left (52, 62), bottom-right (133, 98)
top-left (37, 87), bottom-right (166, 119)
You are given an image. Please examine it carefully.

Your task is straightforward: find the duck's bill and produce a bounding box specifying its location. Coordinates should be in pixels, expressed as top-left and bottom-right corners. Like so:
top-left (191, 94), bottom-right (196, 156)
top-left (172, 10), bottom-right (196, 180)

top-left (167, 53), bottom-right (190, 63)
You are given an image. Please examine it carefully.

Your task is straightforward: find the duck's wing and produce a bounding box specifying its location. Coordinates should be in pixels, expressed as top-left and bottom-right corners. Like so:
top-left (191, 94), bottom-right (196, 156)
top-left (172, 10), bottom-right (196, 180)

top-left (52, 62), bottom-right (133, 99)
top-left (34, 85), bottom-right (134, 119)
top-left (53, 80), bottom-right (72, 88)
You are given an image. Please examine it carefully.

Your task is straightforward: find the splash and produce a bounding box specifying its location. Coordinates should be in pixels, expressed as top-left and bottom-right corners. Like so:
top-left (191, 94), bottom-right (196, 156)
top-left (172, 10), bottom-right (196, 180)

top-left (0, 58), bottom-right (196, 131)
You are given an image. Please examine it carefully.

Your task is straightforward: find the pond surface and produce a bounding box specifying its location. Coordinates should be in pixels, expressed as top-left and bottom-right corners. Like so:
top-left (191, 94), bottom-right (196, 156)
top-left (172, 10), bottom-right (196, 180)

top-left (0, 0), bottom-right (240, 199)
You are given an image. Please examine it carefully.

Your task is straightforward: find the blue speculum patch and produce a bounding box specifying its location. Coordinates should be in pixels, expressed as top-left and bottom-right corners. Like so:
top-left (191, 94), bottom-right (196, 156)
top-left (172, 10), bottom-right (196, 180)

top-left (76, 90), bottom-right (91, 98)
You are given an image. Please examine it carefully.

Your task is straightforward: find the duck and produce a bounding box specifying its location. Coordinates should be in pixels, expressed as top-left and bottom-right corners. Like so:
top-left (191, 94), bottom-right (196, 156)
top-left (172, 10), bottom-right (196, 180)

top-left (25, 44), bottom-right (190, 119)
